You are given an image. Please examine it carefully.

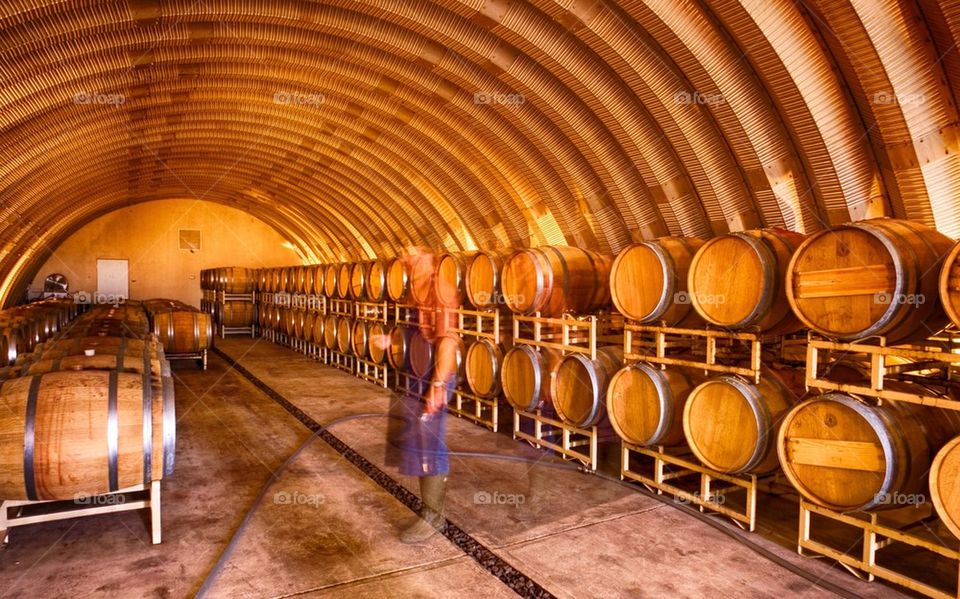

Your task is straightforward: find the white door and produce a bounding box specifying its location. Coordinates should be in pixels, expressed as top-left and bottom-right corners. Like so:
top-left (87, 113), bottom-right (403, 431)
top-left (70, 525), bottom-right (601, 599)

top-left (97, 259), bottom-right (129, 300)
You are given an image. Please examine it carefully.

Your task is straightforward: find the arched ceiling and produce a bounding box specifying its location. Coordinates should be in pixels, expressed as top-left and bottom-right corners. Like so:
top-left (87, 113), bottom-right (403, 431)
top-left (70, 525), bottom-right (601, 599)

top-left (2, 0), bottom-right (959, 305)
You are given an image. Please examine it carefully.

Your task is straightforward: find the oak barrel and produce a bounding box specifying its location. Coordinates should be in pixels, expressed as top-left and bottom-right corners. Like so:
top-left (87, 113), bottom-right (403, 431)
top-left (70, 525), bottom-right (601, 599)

top-left (434, 334), bottom-right (466, 385)
top-left (218, 302), bottom-right (255, 327)
top-left (779, 392), bottom-right (960, 512)
top-left (551, 347), bottom-right (623, 427)
top-left (501, 345), bottom-right (562, 412)
top-left (409, 253), bottom-right (436, 306)
top-left (351, 319), bottom-right (369, 358)
top-left (219, 267), bottom-right (255, 294)
top-left (152, 311), bottom-right (213, 353)
top-left (464, 338), bottom-right (512, 398)
top-left (931, 437), bottom-right (960, 539)
top-left (336, 317), bottom-right (353, 354)
top-left (349, 261), bottom-right (369, 300)
top-left (365, 260), bottom-right (388, 302)
top-left (310, 311), bottom-right (325, 345)
top-left (435, 252), bottom-right (477, 308)
top-left (610, 237), bottom-right (705, 326)
top-left (386, 257), bottom-right (410, 303)
top-left (689, 229), bottom-right (806, 334)
top-left (337, 263), bottom-right (352, 299)
top-left (387, 325), bottom-right (412, 370)
top-left (501, 246), bottom-right (612, 316)
top-left (367, 322), bottom-right (389, 364)
top-left (323, 264), bottom-right (339, 297)
top-left (322, 314), bottom-right (339, 350)
top-left (606, 363), bottom-right (703, 447)
top-left (683, 369), bottom-right (802, 475)
top-left (789, 218), bottom-right (953, 343)
top-left (466, 249), bottom-right (515, 309)
top-left (408, 329), bottom-right (434, 379)
top-left (0, 370), bottom-right (175, 500)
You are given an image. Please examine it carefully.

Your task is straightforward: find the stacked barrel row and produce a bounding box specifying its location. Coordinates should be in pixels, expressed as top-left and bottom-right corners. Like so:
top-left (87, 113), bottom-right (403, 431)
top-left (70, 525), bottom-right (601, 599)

top-left (143, 299), bottom-right (213, 356)
top-left (0, 301), bottom-right (176, 502)
top-left (0, 297), bottom-right (82, 368)
top-left (199, 267), bottom-right (256, 332)
top-left (604, 219), bottom-right (960, 525)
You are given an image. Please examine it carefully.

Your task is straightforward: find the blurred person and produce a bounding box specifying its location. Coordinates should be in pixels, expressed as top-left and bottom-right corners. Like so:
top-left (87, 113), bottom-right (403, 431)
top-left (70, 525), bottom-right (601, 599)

top-left (375, 249), bottom-right (458, 543)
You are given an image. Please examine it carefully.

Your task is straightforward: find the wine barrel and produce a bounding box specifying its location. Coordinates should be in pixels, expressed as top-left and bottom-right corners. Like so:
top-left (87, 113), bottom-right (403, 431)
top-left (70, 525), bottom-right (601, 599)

top-left (219, 302), bottom-right (255, 328)
top-left (466, 249), bottom-right (515, 309)
top-left (0, 370), bottom-right (175, 500)
top-left (610, 237), bottom-right (705, 326)
top-left (606, 363), bottom-right (704, 447)
top-left (349, 261), bottom-right (369, 300)
top-left (32, 336), bottom-right (159, 359)
top-left (464, 338), bottom-right (512, 398)
top-left (302, 312), bottom-right (316, 342)
top-left (152, 311), bottom-right (213, 354)
top-left (931, 437), bottom-right (960, 539)
top-left (367, 322), bottom-right (389, 364)
top-left (256, 269), bottom-right (270, 292)
top-left (294, 310), bottom-right (307, 340)
top-left (310, 311), bottom-right (325, 345)
top-left (336, 263), bottom-right (352, 299)
top-left (351, 319), bottom-right (369, 358)
top-left (387, 257), bottom-right (410, 303)
top-left (1, 327), bottom-right (21, 366)
top-left (336, 317), bottom-right (353, 354)
top-left (689, 229), bottom-right (806, 334)
top-left (435, 252), bottom-right (477, 309)
top-left (365, 260), bottom-right (388, 302)
top-left (501, 345), bottom-right (562, 412)
top-left (323, 264), bottom-right (339, 297)
top-left (409, 253), bottom-right (436, 306)
top-left (684, 369), bottom-right (803, 475)
top-left (301, 266), bottom-right (316, 296)
top-left (387, 325), bottom-right (412, 370)
top-left (789, 218), bottom-right (953, 344)
top-left (434, 334), bottom-right (466, 385)
top-left (551, 347), bottom-right (623, 427)
top-left (408, 330), bottom-right (434, 379)
top-left (310, 264), bottom-right (325, 296)
top-left (779, 392), bottom-right (960, 512)
top-left (501, 246), bottom-right (612, 316)
top-left (322, 315), bottom-right (338, 350)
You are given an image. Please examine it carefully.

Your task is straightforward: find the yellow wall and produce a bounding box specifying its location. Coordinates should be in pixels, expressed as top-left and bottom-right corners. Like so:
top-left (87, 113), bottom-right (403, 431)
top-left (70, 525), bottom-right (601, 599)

top-left (29, 199), bottom-right (302, 306)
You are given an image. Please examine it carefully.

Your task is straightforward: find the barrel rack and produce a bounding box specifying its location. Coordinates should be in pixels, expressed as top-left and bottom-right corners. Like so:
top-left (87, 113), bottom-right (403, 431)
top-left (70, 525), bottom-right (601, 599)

top-left (510, 312), bottom-right (622, 471)
top-left (619, 323), bottom-right (786, 531)
top-left (444, 306), bottom-right (507, 432)
top-left (0, 481), bottom-right (162, 545)
top-left (799, 499), bottom-right (960, 599)
top-left (215, 290), bottom-right (256, 338)
top-left (797, 331), bottom-right (960, 598)
top-left (354, 301), bottom-right (390, 388)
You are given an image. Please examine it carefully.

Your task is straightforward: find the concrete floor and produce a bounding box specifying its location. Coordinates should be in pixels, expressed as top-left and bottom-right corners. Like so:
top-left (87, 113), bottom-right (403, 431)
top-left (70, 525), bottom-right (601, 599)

top-left (0, 337), bottom-right (914, 598)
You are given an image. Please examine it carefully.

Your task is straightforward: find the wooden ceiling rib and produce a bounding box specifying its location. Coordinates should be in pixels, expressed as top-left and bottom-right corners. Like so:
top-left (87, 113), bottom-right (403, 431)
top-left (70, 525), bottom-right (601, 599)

top-left (1, 0), bottom-right (959, 305)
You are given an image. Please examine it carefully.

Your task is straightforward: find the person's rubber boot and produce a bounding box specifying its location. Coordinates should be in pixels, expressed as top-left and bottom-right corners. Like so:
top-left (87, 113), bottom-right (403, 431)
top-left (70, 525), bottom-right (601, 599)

top-left (400, 475), bottom-right (447, 543)
top-left (510, 464), bottom-right (546, 523)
